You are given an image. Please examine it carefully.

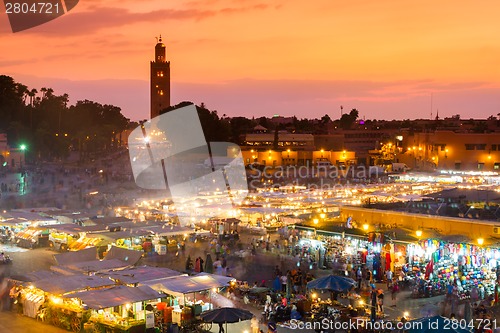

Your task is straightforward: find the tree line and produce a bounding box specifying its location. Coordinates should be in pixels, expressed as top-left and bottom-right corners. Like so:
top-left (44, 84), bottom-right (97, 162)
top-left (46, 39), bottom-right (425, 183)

top-left (4, 74), bottom-right (437, 162)
top-left (0, 75), bottom-right (131, 161)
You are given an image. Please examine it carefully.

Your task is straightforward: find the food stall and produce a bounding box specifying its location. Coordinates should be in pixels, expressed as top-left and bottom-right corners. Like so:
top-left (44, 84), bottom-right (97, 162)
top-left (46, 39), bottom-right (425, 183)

top-left (19, 274), bottom-right (116, 332)
top-left (0, 218), bottom-right (31, 243)
top-left (15, 227), bottom-right (50, 248)
top-left (73, 224), bottom-right (194, 256)
top-left (142, 273), bottom-right (235, 327)
top-left (63, 285), bottom-right (166, 333)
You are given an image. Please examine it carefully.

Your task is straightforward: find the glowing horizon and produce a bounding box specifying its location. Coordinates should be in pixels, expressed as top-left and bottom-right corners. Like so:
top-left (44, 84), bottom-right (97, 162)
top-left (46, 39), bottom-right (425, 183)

top-left (1, 0), bottom-right (499, 121)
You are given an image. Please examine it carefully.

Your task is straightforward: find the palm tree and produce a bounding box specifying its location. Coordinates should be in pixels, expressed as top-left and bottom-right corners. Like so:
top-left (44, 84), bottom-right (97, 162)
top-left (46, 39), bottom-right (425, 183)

top-left (28, 88), bottom-right (37, 129)
top-left (17, 84), bottom-right (28, 104)
top-left (28, 88), bottom-right (37, 106)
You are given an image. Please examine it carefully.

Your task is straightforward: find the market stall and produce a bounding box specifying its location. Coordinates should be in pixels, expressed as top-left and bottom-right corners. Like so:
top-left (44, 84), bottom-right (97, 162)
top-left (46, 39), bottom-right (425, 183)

top-left (15, 227), bottom-right (50, 248)
top-left (63, 285), bottom-right (166, 333)
top-left (18, 274), bottom-right (116, 332)
top-left (0, 218), bottom-right (31, 243)
top-left (142, 273), bottom-right (235, 327)
top-left (293, 225), bottom-right (371, 272)
top-left (74, 224), bottom-right (194, 256)
top-left (407, 238), bottom-right (499, 300)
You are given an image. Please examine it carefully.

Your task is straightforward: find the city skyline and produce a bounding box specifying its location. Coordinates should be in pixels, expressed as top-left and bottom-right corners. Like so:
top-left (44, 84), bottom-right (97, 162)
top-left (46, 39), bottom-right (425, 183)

top-left (1, 0), bottom-right (500, 121)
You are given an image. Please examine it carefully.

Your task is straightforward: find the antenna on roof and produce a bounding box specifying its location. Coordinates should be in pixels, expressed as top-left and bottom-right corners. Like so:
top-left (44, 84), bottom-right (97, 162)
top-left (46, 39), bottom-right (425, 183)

top-left (430, 93), bottom-right (433, 120)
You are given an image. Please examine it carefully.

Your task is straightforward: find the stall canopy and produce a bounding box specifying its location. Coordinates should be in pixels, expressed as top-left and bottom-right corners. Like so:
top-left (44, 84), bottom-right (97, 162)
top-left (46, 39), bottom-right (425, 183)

top-left (32, 275), bottom-right (115, 295)
top-left (48, 223), bottom-right (109, 234)
top-left (86, 229), bottom-right (152, 242)
top-left (98, 266), bottom-right (181, 285)
top-left (63, 285), bottom-right (165, 310)
top-left (54, 259), bottom-right (132, 275)
top-left (9, 270), bottom-right (62, 283)
top-left (240, 207), bottom-right (286, 214)
top-left (0, 211), bottom-right (57, 225)
top-left (143, 274), bottom-right (235, 297)
top-left (104, 246), bottom-right (143, 264)
top-left (25, 270), bottom-right (62, 282)
top-left (84, 225), bottom-right (194, 241)
top-left (150, 225), bottom-right (194, 237)
top-left (54, 247), bottom-right (97, 266)
top-left (195, 273), bottom-right (235, 286)
top-left (52, 246), bottom-right (143, 275)
top-left (0, 218), bottom-right (32, 227)
top-left (84, 217), bottom-right (132, 227)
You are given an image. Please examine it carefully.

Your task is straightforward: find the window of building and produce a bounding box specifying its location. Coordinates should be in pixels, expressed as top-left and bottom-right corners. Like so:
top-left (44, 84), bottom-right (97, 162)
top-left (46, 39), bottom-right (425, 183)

top-left (492, 144), bottom-right (497, 151)
top-left (476, 144), bottom-right (486, 150)
top-left (159, 90), bottom-right (164, 96)
top-left (465, 144), bottom-right (475, 150)
top-left (455, 162), bottom-right (461, 170)
top-left (478, 163), bottom-right (484, 170)
top-left (157, 71), bottom-right (164, 77)
top-left (494, 162), bottom-right (500, 170)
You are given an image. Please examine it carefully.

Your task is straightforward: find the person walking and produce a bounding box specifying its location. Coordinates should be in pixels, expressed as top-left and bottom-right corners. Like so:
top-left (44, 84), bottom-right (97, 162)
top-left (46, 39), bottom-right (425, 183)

top-left (280, 274), bottom-right (287, 292)
top-left (356, 267), bottom-right (363, 290)
top-left (251, 316), bottom-right (259, 333)
top-left (365, 269), bottom-right (372, 288)
top-left (370, 287), bottom-right (377, 322)
top-left (386, 269), bottom-right (393, 289)
top-left (377, 289), bottom-right (384, 314)
top-left (391, 281), bottom-right (399, 305)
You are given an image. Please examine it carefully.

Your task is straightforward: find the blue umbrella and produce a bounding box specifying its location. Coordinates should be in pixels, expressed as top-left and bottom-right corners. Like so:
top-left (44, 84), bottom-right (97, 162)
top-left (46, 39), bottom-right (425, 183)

top-left (306, 275), bottom-right (356, 292)
top-left (408, 315), bottom-right (472, 333)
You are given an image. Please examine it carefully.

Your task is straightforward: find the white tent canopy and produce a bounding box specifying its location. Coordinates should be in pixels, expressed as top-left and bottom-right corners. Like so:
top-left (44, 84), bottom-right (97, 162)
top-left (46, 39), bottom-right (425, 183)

top-left (63, 285), bottom-right (165, 310)
top-left (32, 274), bottom-right (115, 296)
top-left (143, 274), bottom-right (235, 298)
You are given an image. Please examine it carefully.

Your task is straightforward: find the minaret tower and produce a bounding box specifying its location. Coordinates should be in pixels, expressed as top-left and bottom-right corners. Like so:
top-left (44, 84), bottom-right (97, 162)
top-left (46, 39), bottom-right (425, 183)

top-left (150, 35), bottom-right (170, 119)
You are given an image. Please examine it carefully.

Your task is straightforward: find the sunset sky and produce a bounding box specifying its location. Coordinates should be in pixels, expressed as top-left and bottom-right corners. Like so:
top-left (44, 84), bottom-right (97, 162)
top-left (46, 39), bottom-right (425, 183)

top-left (1, 0), bottom-right (500, 121)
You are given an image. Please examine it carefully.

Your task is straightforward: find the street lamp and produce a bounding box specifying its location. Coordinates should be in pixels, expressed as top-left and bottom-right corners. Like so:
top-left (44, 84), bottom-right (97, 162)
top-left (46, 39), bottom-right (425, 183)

top-left (19, 144), bottom-right (27, 169)
top-left (416, 230), bottom-right (422, 238)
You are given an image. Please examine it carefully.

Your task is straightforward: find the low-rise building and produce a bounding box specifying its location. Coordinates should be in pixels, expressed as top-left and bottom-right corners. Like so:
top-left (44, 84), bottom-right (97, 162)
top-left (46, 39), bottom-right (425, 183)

top-left (399, 130), bottom-right (500, 171)
top-left (0, 133), bottom-right (26, 170)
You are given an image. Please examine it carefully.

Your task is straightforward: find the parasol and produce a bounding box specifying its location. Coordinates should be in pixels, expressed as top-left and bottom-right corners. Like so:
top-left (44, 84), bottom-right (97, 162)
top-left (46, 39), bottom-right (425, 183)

top-left (200, 307), bottom-right (253, 333)
top-left (306, 274), bottom-right (356, 292)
